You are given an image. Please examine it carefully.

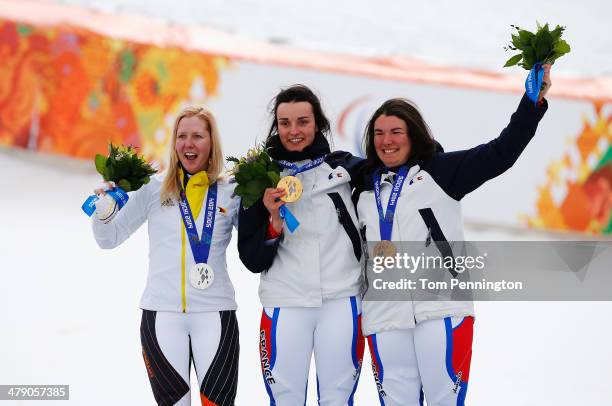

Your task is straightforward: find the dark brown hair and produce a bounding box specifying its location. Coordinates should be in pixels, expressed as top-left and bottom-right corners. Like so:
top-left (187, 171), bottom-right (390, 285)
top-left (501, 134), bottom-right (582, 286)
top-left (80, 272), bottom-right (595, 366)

top-left (363, 98), bottom-right (436, 169)
top-left (265, 84), bottom-right (332, 148)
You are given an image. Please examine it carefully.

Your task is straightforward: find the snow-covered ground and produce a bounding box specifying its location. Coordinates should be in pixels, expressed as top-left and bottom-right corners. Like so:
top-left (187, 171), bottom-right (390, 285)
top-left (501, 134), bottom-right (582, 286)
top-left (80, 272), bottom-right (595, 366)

top-left (1, 148), bottom-right (611, 405)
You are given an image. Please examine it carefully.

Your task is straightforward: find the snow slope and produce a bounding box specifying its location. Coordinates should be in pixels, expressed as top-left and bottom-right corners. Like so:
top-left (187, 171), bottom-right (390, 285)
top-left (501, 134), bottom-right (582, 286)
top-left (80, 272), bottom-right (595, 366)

top-left (1, 148), bottom-right (611, 405)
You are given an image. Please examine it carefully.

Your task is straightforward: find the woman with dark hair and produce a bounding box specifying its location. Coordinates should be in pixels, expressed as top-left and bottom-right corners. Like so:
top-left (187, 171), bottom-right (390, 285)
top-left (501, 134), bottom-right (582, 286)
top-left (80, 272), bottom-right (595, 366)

top-left (238, 84), bottom-right (366, 405)
top-left (354, 66), bottom-right (552, 405)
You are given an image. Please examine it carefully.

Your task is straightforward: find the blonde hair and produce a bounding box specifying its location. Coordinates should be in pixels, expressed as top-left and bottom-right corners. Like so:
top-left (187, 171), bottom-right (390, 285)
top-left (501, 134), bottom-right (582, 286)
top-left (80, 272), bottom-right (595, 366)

top-left (160, 106), bottom-right (224, 202)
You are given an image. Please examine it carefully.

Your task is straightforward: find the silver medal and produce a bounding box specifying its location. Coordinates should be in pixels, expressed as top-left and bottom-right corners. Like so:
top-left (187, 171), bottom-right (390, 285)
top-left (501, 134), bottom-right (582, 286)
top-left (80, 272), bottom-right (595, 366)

top-left (189, 263), bottom-right (214, 290)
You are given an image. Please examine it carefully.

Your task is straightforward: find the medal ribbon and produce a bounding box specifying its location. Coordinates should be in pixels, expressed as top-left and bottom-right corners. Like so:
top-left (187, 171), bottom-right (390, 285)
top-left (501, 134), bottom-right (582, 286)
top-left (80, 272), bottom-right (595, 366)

top-left (273, 155), bottom-right (327, 233)
top-left (81, 187), bottom-right (129, 216)
top-left (525, 62), bottom-right (545, 105)
top-left (276, 155), bottom-right (327, 175)
top-left (178, 182), bottom-right (217, 264)
top-left (372, 165), bottom-right (409, 241)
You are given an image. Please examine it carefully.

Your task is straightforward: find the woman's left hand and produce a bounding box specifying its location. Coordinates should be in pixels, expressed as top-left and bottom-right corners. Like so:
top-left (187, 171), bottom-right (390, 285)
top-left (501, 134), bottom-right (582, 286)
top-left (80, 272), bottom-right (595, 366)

top-left (538, 64), bottom-right (552, 103)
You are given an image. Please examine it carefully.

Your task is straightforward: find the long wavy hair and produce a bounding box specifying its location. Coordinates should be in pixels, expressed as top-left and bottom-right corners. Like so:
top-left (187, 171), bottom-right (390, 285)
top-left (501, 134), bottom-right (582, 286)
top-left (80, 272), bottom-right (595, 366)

top-left (160, 106), bottom-right (224, 202)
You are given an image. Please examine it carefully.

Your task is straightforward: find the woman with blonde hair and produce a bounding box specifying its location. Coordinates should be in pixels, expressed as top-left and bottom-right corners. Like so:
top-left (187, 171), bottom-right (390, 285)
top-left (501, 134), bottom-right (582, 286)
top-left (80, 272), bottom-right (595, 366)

top-left (92, 106), bottom-right (240, 406)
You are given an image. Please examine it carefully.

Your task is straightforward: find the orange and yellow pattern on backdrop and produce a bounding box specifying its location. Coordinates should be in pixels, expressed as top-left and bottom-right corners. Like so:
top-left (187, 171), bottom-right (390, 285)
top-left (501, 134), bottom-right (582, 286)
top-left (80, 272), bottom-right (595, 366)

top-left (0, 18), bottom-right (228, 163)
top-left (528, 102), bottom-right (612, 234)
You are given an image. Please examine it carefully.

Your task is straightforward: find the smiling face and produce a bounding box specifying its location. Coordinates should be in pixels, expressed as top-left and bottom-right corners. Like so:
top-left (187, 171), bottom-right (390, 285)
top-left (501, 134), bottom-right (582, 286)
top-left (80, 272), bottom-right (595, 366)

top-left (276, 101), bottom-right (317, 152)
top-left (175, 115), bottom-right (211, 174)
top-left (373, 114), bottom-right (412, 168)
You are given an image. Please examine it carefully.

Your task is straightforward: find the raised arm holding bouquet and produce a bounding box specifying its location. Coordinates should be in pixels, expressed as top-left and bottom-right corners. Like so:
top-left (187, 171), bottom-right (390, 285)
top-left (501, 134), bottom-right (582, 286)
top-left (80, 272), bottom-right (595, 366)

top-left (81, 143), bottom-right (157, 223)
top-left (503, 22), bottom-right (571, 104)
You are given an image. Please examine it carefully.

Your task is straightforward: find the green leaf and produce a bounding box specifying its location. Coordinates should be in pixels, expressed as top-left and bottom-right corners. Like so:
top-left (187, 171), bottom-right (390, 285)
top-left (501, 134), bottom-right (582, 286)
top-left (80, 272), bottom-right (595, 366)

top-left (234, 184), bottom-right (246, 197)
top-left (95, 154), bottom-right (107, 176)
top-left (131, 179), bottom-right (144, 190)
top-left (114, 159), bottom-right (129, 180)
top-left (518, 30), bottom-right (534, 47)
top-left (242, 195), bottom-right (258, 209)
top-left (550, 25), bottom-right (564, 42)
top-left (104, 165), bottom-right (114, 182)
top-left (260, 152), bottom-right (271, 165)
top-left (267, 171), bottom-right (281, 187)
top-left (245, 179), bottom-right (266, 196)
top-left (252, 162), bottom-right (267, 178)
top-left (523, 47), bottom-right (536, 70)
top-left (226, 156), bottom-right (240, 163)
top-left (511, 34), bottom-right (523, 49)
top-left (238, 163), bottom-right (253, 181)
top-left (503, 54), bottom-right (523, 67)
top-left (553, 39), bottom-right (570, 55)
top-left (118, 179), bottom-right (131, 192)
top-left (235, 170), bottom-right (250, 185)
top-left (535, 28), bottom-right (553, 62)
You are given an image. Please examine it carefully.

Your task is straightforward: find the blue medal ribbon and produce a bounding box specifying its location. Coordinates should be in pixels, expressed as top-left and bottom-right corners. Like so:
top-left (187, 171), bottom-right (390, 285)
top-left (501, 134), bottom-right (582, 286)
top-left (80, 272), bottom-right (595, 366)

top-left (525, 62), bottom-right (545, 105)
top-left (81, 187), bottom-right (129, 217)
top-left (276, 155), bottom-right (327, 176)
top-left (178, 182), bottom-right (217, 264)
top-left (274, 155), bottom-right (327, 233)
top-left (372, 165), bottom-right (409, 241)
top-left (279, 205), bottom-right (300, 233)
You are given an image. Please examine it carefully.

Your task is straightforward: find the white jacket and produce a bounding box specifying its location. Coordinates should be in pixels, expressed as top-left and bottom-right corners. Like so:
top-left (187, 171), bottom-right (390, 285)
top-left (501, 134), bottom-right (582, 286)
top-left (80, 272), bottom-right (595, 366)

top-left (238, 149), bottom-right (364, 308)
top-left (92, 172), bottom-right (240, 313)
top-left (355, 94), bottom-right (547, 336)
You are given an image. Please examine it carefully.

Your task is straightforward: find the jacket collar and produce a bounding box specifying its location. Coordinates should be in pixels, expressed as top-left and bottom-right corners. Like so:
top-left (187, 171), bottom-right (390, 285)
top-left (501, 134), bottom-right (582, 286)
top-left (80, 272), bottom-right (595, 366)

top-left (179, 167), bottom-right (210, 190)
top-left (266, 134), bottom-right (331, 162)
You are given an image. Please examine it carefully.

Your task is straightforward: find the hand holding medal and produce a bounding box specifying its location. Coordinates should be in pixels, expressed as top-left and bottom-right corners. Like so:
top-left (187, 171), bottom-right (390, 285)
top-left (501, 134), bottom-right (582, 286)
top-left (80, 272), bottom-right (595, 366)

top-left (277, 175), bottom-right (303, 203)
top-left (82, 143), bottom-right (157, 222)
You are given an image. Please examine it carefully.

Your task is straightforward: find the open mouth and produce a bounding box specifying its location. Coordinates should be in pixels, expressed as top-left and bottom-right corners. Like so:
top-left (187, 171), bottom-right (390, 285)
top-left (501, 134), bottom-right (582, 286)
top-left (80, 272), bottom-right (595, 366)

top-left (288, 137), bottom-right (305, 144)
top-left (184, 152), bottom-right (198, 161)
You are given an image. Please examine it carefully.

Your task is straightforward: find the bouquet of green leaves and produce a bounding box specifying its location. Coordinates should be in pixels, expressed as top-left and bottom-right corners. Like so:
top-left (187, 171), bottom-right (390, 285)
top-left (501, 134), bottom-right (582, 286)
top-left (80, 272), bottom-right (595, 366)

top-left (82, 142), bottom-right (157, 219)
top-left (227, 144), bottom-right (281, 208)
top-left (503, 22), bottom-right (571, 69)
top-left (95, 143), bottom-right (157, 192)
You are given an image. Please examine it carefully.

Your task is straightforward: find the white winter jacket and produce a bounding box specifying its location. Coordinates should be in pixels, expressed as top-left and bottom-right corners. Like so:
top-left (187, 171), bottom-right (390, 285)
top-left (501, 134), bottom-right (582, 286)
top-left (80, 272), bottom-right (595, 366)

top-left (238, 136), bottom-right (365, 308)
top-left (92, 172), bottom-right (240, 313)
top-left (354, 94), bottom-right (547, 335)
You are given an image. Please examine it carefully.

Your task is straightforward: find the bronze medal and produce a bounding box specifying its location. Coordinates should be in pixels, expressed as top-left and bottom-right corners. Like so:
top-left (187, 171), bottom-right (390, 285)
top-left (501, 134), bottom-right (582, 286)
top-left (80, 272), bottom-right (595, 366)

top-left (373, 240), bottom-right (397, 258)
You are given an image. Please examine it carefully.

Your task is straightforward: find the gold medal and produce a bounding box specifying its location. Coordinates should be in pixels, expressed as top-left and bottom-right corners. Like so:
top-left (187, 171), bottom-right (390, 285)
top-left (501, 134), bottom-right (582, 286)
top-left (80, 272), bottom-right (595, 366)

top-left (373, 240), bottom-right (397, 258)
top-left (277, 176), bottom-right (303, 203)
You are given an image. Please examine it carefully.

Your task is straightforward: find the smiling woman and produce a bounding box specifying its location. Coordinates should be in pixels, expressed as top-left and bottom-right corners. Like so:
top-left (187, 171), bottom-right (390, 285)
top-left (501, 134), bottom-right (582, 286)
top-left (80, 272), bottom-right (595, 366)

top-left (275, 101), bottom-right (318, 152)
top-left (354, 66), bottom-right (552, 406)
top-left (90, 106), bottom-right (241, 406)
top-left (237, 84), bottom-right (367, 406)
